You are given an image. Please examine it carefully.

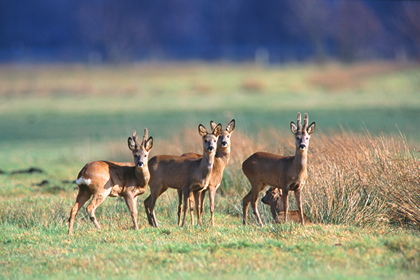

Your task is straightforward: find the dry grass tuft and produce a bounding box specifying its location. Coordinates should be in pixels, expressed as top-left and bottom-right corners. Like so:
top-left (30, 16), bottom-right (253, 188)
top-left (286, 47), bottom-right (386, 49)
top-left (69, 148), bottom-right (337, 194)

top-left (306, 133), bottom-right (419, 227)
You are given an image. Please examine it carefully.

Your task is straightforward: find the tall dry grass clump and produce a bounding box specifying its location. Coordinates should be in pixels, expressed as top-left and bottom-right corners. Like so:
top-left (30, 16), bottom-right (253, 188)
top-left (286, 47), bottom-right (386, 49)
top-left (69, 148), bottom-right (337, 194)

top-left (305, 132), bottom-right (419, 228)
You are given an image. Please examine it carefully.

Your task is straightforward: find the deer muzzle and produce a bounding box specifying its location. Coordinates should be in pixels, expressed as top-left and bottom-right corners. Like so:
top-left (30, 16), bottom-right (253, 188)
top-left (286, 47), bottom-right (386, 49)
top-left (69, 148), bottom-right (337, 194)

top-left (299, 144), bottom-right (306, 150)
top-left (137, 161), bottom-right (145, 168)
top-left (221, 141), bottom-right (228, 148)
top-left (261, 195), bottom-right (270, 205)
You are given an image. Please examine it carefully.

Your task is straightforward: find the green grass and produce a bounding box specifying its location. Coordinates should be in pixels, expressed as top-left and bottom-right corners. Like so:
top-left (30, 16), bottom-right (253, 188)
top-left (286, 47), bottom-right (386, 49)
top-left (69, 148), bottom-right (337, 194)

top-left (0, 61), bottom-right (419, 279)
top-left (1, 187), bottom-right (419, 280)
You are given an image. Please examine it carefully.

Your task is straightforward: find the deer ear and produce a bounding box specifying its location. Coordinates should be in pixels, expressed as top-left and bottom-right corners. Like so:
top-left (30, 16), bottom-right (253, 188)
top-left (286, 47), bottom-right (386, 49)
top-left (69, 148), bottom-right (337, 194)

top-left (144, 137), bottom-right (153, 151)
top-left (213, 123), bottom-right (222, 136)
top-left (307, 122), bottom-right (316, 135)
top-left (290, 122), bottom-right (298, 134)
top-left (226, 119), bottom-right (235, 133)
top-left (210, 121), bottom-right (217, 131)
top-left (128, 137), bottom-right (137, 151)
top-left (198, 124), bottom-right (208, 137)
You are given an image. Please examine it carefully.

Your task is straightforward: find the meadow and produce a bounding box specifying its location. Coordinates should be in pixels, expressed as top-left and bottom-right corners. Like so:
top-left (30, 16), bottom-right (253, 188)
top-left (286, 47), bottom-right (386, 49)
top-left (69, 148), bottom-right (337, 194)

top-left (0, 61), bottom-right (419, 279)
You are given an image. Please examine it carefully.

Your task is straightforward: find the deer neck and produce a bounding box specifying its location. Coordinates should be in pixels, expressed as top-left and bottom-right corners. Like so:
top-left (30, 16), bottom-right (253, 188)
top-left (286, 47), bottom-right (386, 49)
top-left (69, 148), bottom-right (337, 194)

top-left (215, 146), bottom-right (230, 166)
top-left (203, 150), bottom-right (216, 168)
top-left (134, 166), bottom-right (149, 185)
top-left (293, 148), bottom-right (308, 173)
top-left (200, 151), bottom-right (216, 180)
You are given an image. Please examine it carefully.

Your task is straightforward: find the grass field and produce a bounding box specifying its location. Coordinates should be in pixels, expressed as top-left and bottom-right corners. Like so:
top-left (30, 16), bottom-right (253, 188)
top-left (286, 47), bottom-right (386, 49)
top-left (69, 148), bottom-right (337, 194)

top-left (0, 61), bottom-right (419, 279)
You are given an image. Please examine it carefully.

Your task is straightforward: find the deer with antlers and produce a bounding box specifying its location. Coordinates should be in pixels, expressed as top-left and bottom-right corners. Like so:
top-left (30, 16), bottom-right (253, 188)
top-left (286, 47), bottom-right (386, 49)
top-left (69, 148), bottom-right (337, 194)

top-left (242, 113), bottom-right (316, 226)
top-left (68, 129), bottom-right (153, 234)
top-left (178, 119), bottom-right (235, 226)
top-left (144, 123), bottom-right (222, 227)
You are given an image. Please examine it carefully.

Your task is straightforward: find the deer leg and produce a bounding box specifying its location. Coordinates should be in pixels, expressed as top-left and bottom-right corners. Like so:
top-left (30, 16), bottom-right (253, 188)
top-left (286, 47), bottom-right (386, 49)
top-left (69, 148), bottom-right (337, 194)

top-left (208, 187), bottom-right (216, 226)
top-left (188, 191), bottom-right (196, 226)
top-left (270, 201), bottom-right (280, 224)
top-left (124, 195), bottom-right (139, 230)
top-left (86, 193), bottom-right (108, 230)
top-left (294, 189), bottom-right (305, 225)
top-left (200, 189), bottom-right (206, 220)
top-left (194, 189), bottom-right (206, 226)
top-left (177, 189), bottom-right (183, 226)
top-left (144, 195), bottom-right (154, 226)
top-left (68, 187), bottom-right (92, 234)
top-left (146, 194), bottom-right (159, 228)
top-left (282, 189), bottom-right (289, 223)
top-left (181, 187), bottom-right (192, 227)
top-left (144, 186), bottom-right (167, 228)
top-left (242, 191), bottom-right (252, 225)
top-left (243, 179), bottom-right (265, 226)
top-left (197, 190), bottom-right (208, 226)
top-left (247, 182), bottom-right (265, 226)
top-left (194, 191), bottom-right (202, 226)
top-left (250, 189), bottom-right (264, 226)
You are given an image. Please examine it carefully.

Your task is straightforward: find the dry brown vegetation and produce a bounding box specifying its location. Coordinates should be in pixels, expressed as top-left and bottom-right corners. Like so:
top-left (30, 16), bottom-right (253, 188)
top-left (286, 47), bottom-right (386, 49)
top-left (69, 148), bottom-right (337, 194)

top-left (306, 132), bottom-right (419, 227)
top-left (141, 127), bottom-right (419, 229)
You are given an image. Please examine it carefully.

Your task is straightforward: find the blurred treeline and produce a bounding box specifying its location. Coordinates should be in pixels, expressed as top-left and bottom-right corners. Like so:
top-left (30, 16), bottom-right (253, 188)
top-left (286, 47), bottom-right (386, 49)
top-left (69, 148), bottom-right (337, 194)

top-left (0, 0), bottom-right (419, 63)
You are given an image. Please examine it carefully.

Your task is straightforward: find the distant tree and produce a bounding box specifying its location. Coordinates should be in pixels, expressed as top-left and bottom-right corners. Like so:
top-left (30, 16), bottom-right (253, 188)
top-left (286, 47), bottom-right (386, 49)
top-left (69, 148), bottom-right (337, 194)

top-left (76, 0), bottom-right (156, 62)
top-left (76, 0), bottom-right (207, 62)
top-left (285, 0), bottom-right (331, 64)
top-left (199, 0), bottom-right (242, 59)
top-left (334, 0), bottom-right (383, 62)
top-left (391, 1), bottom-right (420, 59)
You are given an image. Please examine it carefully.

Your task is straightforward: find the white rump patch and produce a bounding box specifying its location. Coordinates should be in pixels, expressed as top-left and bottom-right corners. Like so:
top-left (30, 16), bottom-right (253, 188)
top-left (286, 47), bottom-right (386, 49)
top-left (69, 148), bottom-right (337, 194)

top-left (75, 177), bottom-right (92, 186)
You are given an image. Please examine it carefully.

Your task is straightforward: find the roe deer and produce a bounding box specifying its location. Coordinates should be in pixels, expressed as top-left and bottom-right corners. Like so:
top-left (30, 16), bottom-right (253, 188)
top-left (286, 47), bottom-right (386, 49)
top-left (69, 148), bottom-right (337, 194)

top-left (144, 123), bottom-right (222, 227)
top-left (68, 129), bottom-right (153, 234)
top-left (261, 187), bottom-right (310, 224)
top-left (242, 113), bottom-right (315, 226)
top-left (178, 119), bottom-right (235, 226)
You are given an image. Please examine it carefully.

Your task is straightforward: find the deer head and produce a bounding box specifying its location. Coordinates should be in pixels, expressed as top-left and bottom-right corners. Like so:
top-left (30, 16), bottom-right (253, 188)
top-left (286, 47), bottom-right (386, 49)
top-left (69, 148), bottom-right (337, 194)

top-left (128, 129), bottom-right (153, 168)
top-left (261, 188), bottom-right (285, 213)
top-left (290, 113), bottom-right (316, 152)
top-left (199, 123), bottom-right (222, 155)
top-left (210, 119), bottom-right (235, 149)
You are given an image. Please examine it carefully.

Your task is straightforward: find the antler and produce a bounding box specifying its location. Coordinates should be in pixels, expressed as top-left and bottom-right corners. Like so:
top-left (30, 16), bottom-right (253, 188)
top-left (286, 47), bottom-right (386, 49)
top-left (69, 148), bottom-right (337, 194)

top-left (303, 113), bottom-right (308, 131)
top-left (142, 128), bottom-right (149, 148)
top-left (132, 130), bottom-right (138, 143)
top-left (296, 112), bottom-right (302, 131)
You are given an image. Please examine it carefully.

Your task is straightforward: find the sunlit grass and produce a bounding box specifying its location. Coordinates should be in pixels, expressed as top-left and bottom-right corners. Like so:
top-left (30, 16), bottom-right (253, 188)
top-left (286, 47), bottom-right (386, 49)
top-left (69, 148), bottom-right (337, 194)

top-left (1, 202), bottom-right (419, 279)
